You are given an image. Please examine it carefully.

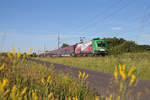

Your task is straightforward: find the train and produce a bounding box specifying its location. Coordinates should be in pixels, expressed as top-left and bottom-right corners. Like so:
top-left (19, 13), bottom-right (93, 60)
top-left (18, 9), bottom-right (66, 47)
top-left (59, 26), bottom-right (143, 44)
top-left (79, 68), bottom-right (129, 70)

top-left (39, 38), bottom-right (108, 57)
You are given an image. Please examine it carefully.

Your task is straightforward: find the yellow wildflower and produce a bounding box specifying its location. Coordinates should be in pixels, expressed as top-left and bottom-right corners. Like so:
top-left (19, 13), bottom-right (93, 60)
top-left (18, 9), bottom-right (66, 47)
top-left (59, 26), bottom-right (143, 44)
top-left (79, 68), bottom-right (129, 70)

top-left (4, 89), bottom-right (10, 96)
top-left (0, 64), bottom-right (5, 71)
top-left (82, 72), bottom-right (86, 79)
top-left (68, 96), bottom-right (71, 100)
top-left (128, 66), bottom-right (135, 76)
top-left (109, 94), bottom-right (112, 100)
top-left (73, 97), bottom-right (78, 100)
top-left (122, 64), bottom-right (126, 72)
top-left (114, 71), bottom-right (118, 81)
top-left (115, 65), bottom-right (118, 71)
top-left (106, 97), bottom-right (109, 100)
top-left (22, 53), bottom-right (26, 63)
top-left (10, 85), bottom-right (17, 100)
top-left (47, 75), bottom-right (51, 83)
top-left (48, 92), bottom-right (53, 99)
top-left (95, 96), bottom-right (99, 100)
top-left (78, 71), bottom-right (82, 79)
top-left (0, 78), bottom-right (8, 93)
top-left (17, 49), bottom-right (21, 58)
top-left (27, 48), bottom-right (33, 55)
top-left (12, 47), bottom-right (16, 57)
top-left (119, 64), bottom-right (122, 73)
top-left (41, 78), bottom-right (45, 84)
top-left (120, 71), bottom-right (126, 80)
top-left (12, 85), bottom-right (17, 92)
top-left (7, 51), bottom-right (12, 59)
top-left (16, 92), bottom-right (20, 97)
top-left (84, 74), bottom-right (88, 80)
top-left (117, 96), bottom-right (120, 100)
top-left (2, 79), bottom-right (8, 88)
top-left (21, 87), bottom-right (27, 96)
top-left (23, 53), bottom-right (26, 59)
top-left (129, 74), bottom-right (136, 86)
top-left (32, 91), bottom-right (38, 100)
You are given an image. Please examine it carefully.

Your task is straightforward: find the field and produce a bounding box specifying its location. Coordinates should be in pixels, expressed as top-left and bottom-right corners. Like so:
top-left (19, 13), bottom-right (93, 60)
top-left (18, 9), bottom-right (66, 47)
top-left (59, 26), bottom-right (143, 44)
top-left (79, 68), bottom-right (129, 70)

top-left (36, 52), bottom-right (150, 80)
top-left (0, 50), bottom-right (97, 100)
top-left (0, 50), bottom-right (149, 100)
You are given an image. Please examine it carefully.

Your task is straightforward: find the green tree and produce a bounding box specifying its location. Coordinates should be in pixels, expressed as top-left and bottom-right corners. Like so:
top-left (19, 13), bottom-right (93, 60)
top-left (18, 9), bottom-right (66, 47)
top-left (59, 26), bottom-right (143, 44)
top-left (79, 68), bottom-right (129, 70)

top-left (61, 43), bottom-right (69, 48)
top-left (102, 37), bottom-right (150, 55)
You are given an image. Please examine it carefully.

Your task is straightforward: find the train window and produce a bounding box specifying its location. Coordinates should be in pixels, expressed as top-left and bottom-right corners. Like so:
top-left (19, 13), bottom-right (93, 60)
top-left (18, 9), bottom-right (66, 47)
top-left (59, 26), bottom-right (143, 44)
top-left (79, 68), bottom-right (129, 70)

top-left (68, 49), bottom-right (70, 53)
top-left (65, 49), bottom-right (67, 54)
top-left (97, 41), bottom-right (105, 47)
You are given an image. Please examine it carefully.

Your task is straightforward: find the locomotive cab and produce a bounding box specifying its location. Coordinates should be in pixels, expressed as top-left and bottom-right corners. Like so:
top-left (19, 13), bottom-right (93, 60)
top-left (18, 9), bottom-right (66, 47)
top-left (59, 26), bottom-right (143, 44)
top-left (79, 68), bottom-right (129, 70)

top-left (92, 39), bottom-right (108, 56)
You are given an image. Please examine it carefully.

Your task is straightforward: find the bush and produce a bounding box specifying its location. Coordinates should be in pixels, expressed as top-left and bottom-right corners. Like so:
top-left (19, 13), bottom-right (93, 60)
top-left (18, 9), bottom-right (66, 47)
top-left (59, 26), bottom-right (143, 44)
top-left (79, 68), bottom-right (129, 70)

top-left (103, 37), bottom-right (150, 55)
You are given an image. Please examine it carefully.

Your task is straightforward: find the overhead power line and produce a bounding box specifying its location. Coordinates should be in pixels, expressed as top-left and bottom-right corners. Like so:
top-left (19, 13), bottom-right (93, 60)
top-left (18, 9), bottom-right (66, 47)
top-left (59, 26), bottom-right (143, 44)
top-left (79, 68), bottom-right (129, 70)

top-left (113, 1), bottom-right (150, 37)
top-left (78, 0), bottom-right (134, 34)
top-left (76, 0), bottom-right (124, 32)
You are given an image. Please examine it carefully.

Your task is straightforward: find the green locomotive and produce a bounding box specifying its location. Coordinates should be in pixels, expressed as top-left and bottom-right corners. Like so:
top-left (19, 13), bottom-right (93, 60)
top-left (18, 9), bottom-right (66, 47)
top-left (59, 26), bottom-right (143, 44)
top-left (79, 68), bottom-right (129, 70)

top-left (75, 38), bottom-right (108, 56)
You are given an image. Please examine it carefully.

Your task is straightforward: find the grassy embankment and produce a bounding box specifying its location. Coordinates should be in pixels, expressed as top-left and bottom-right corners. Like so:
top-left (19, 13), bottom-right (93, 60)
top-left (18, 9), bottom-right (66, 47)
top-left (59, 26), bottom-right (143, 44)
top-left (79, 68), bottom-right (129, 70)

top-left (36, 52), bottom-right (150, 80)
top-left (0, 48), bottom-right (142, 100)
top-left (0, 49), bottom-right (97, 100)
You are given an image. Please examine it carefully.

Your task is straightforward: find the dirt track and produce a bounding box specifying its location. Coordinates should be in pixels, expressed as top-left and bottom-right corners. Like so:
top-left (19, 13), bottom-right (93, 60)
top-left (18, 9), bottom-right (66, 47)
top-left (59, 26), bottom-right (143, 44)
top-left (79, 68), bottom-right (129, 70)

top-left (32, 59), bottom-right (150, 100)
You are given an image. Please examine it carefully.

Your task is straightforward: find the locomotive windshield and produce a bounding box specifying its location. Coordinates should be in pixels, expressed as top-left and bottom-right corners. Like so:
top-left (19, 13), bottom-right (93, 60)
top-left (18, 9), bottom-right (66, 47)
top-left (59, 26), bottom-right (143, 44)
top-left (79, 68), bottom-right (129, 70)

top-left (97, 41), bottom-right (106, 47)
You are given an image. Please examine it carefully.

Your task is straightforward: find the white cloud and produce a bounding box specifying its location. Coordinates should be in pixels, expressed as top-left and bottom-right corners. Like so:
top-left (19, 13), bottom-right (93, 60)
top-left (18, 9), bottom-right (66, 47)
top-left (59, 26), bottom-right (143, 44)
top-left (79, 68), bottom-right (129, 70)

top-left (111, 27), bottom-right (122, 30)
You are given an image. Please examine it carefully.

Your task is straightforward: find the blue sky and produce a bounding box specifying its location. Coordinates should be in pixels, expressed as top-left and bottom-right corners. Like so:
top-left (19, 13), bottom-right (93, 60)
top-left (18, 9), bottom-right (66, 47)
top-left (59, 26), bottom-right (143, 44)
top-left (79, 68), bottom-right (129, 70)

top-left (0, 0), bottom-right (150, 53)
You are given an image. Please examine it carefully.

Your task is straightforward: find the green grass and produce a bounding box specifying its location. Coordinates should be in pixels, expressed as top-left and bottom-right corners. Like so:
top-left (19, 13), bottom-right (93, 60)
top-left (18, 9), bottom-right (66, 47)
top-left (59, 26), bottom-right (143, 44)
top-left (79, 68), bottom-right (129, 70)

top-left (0, 50), bottom-right (148, 100)
top-left (36, 52), bottom-right (150, 80)
top-left (0, 54), bottom-right (96, 100)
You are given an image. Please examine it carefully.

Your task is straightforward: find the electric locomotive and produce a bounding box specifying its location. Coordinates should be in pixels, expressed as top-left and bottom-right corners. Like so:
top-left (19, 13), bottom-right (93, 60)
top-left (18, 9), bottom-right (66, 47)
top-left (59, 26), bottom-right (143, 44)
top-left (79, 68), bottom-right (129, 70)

top-left (75, 38), bottom-right (108, 56)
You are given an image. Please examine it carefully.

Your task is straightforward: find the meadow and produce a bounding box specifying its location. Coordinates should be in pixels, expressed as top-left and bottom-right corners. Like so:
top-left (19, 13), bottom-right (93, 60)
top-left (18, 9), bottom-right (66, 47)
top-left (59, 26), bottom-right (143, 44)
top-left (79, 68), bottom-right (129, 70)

top-left (0, 49), bottom-right (147, 100)
top-left (36, 52), bottom-right (150, 80)
top-left (0, 49), bottom-right (97, 100)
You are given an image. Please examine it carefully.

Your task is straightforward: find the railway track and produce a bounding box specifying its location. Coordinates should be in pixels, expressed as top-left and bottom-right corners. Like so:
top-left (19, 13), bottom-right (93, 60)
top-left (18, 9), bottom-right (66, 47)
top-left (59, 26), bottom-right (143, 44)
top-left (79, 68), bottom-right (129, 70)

top-left (32, 59), bottom-right (150, 100)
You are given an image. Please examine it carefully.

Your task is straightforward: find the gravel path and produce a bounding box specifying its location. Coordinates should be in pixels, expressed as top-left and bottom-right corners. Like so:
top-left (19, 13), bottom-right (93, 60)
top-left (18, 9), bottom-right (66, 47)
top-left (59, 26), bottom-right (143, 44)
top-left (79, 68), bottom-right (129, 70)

top-left (32, 59), bottom-right (150, 100)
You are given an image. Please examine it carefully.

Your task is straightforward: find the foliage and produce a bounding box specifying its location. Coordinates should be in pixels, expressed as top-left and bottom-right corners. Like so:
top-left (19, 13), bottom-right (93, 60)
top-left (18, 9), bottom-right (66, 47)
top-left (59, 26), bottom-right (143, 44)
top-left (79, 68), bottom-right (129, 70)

top-left (61, 43), bottom-right (69, 48)
top-left (30, 52), bottom-right (38, 57)
top-left (103, 37), bottom-right (150, 55)
top-left (0, 48), bottom-right (98, 100)
top-left (0, 47), bottom-right (148, 100)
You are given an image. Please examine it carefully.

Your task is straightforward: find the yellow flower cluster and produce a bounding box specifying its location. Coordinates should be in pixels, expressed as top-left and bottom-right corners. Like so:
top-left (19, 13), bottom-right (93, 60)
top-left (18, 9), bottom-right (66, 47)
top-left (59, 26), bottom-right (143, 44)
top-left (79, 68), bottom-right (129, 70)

top-left (112, 64), bottom-right (137, 100)
top-left (27, 48), bottom-right (33, 55)
top-left (0, 78), bottom-right (27, 100)
top-left (95, 96), bottom-right (100, 100)
top-left (6, 47), bottom-right (33, 64)
top-left (0, 78), bottom-right (8, 93)
top-left (78, 71), bottom-right (88, 81)
top-left (114, 64), bottom-right (136, 85)
top-left (41, 75), bottom-right (52, 85)
top-left (32, 90), bottom-right (38, 100)
top-left (129, 74), bottom-right (136, 86)
top-left (0, 64), bottom-right (5, 71)
top-left (10, 85), bottom-right (27, 100)
top-left (105, 94), bottom-right (112, 100)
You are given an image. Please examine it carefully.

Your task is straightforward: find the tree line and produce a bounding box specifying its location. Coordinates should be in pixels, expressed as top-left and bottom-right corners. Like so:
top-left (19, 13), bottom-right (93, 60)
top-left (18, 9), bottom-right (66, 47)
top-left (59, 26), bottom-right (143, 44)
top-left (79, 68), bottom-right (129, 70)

top-left (103, 37), bottom-right (150, 55)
